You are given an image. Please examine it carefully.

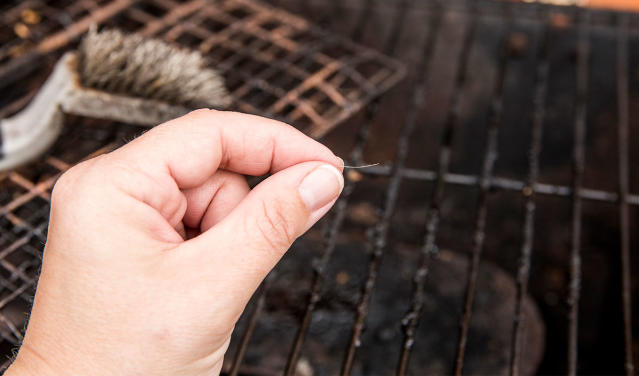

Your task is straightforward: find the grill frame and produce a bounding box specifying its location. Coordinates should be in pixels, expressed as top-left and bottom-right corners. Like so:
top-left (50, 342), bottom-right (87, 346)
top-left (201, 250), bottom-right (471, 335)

top-left (263, 1), bottom-right (637, 375)
top-left (0, 0), bottom-right (638, 375)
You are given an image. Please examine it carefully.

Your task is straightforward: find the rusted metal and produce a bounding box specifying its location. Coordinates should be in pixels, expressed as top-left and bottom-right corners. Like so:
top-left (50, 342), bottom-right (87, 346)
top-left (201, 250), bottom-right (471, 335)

top-left (511, 6), bottom-right (550, 376)
top-left (0, 0), bottom-right (137, 91)
top-left (340, 0), bottom-right (439, 372)
top-left (228, 277), bottom-right (270, 376)
top-left (0, 0), bottom-right (405, 138)
top-left (284, 1), bottom-right (413, 375)
top-left (567, 9), bottom-right (589, 376)
top-left (360, 164), bottom-right (639, 204)
top-left (396, 2), bottom-right (478, 374)
top-left (159, 0), bottom-right (404, 138)
top-left (616, 12), bottom-right (634, 376)
top-left (454, 3), bottom-right (513, 374)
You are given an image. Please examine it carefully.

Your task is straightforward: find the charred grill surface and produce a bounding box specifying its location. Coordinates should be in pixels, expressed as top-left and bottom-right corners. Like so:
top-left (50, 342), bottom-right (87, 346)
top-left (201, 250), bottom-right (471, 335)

top-left (0, 0), bottom-right (638, 374)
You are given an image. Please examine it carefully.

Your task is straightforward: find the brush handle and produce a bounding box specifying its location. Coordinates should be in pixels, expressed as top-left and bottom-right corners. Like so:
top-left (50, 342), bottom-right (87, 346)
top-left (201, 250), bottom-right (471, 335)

top-left (0, 51), bottom-right (197, 172)
top-left (0, 54), bottom-right (73, 172)
top-left (62, 88), bottom-right (191, 127)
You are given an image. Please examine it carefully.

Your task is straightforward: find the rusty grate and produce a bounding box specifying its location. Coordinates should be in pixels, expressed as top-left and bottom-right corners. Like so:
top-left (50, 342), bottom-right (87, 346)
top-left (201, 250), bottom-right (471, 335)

top-left (223, 1), bottom-right (638, 375)
top-left (1, 0), bottom-right (639, 375)
top-left (0, 0), bottom-right (405, 138)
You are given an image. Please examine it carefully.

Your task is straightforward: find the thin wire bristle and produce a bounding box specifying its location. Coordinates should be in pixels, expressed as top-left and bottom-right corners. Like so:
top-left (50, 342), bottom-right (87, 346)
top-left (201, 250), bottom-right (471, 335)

top-left (343, 163), bottom-right (380, 169)
top-left (78, 27), bottom-right (231, 108)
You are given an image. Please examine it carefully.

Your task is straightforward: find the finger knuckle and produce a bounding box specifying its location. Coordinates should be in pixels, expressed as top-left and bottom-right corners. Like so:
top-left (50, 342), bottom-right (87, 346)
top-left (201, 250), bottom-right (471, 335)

top-left (218, 170), bottom-right (247, 189)
top-left (51, 158), bottom-right (96, 202)
top-left (183, 108), bottom-right (217, 123)
top-left (255, 199), bottom-right (299, 252)
top-left (51, 170), bottom-right (73, 200)
top-left (150, 109), bottom-right (216, 136)
top-left (51, 155), bottom-right (123, 210)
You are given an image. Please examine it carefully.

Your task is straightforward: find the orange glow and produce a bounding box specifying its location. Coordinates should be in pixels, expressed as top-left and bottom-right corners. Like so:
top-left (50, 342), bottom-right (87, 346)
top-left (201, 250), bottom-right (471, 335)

top-left (517, 0), bottom-right (639, 12)
top-left (587, 0), bottom-right (639, 11)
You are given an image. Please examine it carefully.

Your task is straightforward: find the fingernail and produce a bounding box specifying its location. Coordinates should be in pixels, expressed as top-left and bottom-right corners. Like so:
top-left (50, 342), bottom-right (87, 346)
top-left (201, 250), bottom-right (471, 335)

top-left (299, 165), bottom-right (344, 212)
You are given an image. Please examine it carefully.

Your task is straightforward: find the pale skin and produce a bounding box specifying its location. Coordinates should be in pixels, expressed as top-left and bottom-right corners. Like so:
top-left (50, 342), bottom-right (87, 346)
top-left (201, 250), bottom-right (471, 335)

top-left (5, 109), bottom-right (344, 375)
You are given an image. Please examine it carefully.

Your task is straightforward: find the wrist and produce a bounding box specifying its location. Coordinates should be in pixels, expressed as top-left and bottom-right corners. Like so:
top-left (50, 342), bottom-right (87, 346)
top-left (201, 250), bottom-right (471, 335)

top-left (4, 344), bottom-right (59, 376)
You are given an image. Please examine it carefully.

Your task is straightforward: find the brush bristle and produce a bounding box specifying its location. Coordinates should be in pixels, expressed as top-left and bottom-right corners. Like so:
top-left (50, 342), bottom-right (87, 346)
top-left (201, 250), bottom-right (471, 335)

top-left (78, 28), bottom-right (231, 108)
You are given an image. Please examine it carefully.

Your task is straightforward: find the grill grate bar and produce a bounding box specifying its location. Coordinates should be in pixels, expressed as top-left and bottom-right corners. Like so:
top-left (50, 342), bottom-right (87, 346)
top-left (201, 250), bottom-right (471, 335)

top-left (226, 0), bottom-right (391, 372)
top-left (282, 12), bottom-right (374, 362)
top-left (350, 0), bottom-right (374, 43)
top-left (283, 61), bottom-right (376, 373)
top-left (0, 0), bottom-right (137, 92)
top-left (567, 9), bottom-right (590, 376)
top-left (511, 7), bottom-right (550, 376)
top-left (283, 175), bottom-right (353, 376)
top-left (340, 0), bottom-right (418, 373)
top-left (454, 4), bottom-right (513, 374)
top-left (357, 165), bottom-right (637, 204)
top-left (224, 2), bottom-right (343, 371)
top-left (228, 277), bottom-right (269, 376)
top-left (616, 12), bottom-right (635, 376)
top-left (396, 3), bottom-right (479, 375)
top-left (1, 0), bottom-right (405, 140)
top-left (285, 0), bottom-right (413, 372)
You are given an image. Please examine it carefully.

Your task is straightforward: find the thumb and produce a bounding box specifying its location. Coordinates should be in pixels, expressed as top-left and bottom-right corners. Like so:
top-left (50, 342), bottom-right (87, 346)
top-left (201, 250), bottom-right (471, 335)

top-left (183, 161), bottom-right (343, 300)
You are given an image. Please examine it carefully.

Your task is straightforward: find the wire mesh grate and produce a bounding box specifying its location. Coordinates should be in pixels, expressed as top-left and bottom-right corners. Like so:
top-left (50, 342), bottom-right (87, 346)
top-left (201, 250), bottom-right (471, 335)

top-left (0, 0), bottom-right (405, 138)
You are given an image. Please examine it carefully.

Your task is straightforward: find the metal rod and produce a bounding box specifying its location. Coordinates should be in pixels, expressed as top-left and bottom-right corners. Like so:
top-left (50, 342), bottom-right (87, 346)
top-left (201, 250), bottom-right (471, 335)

top-left (510, 6), bottom-right (550, 376)
top-left (224, 0), bottom-right (400, 372)
top-left (228, 280), bottom-right (269, 376)
top-left (567, 8), bottom-right (590, 376)
top-left (225, 0), bottom-right (363, 371)
top-left (356, 165), bottom-right (631, 204)
top-left (454, 3), bottom-right (513, 374)
top-left (0, 0), bottom-right (139, 92)
top-left (396, 2), bottom-right (478, 374)
top-left (282, 0), bottom-right (403, 372)
top-left (616, 12), bottom-right (635, 376)
top-left (339, 1), bottom-right (422, 374)
top-left (283, 179), bottom-right (353, 376)
top-left (283, 82), bottom-right (378, 376)
top-left (350, 0), bottom-right (376, 42)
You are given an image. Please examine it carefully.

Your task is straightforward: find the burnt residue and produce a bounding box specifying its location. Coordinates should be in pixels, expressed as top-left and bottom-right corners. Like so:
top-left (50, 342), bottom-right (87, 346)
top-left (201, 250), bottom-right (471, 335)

top-left (1, 0), bottom-right (639, 374)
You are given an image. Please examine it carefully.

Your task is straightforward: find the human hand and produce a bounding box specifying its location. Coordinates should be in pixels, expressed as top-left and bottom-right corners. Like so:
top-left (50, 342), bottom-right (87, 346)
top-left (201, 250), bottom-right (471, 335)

top-left (5, 110), bottom-right (344, 375)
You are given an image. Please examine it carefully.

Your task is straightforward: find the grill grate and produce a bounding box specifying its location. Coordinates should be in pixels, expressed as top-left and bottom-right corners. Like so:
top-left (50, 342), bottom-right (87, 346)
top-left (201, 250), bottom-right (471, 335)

top-left (259, 1), bottom-right (637, 375)
top-left (0, 0), bottom-right (405, 138)
top-left (1, 0), bottom-right (639, 375)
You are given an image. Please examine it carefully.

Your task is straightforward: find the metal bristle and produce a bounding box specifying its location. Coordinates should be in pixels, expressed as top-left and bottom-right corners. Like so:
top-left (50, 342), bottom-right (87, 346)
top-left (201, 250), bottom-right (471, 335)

top-left (78, 27), bottom-right (231, 108)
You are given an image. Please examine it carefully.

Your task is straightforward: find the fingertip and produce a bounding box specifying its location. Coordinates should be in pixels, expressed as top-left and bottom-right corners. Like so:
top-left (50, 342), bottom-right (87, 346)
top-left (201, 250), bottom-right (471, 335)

top-left (308, 197), bottom-right (339, 225)
top-left (321, 164), bottom-right (345, 193)
top-left (298, 164), bottom-right (344, 212)
top-left (335, 156), bottom-right (345, 172)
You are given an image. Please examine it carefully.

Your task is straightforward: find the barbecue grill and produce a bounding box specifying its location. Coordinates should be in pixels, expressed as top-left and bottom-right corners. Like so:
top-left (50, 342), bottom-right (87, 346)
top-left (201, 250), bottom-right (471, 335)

top-left (0, 0), bottom-right (638, 375)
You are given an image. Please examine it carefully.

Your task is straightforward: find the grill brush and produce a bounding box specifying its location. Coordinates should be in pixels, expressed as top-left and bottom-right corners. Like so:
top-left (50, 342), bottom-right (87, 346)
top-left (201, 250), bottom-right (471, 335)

top-left (0, 28), bottom-right (231, 172)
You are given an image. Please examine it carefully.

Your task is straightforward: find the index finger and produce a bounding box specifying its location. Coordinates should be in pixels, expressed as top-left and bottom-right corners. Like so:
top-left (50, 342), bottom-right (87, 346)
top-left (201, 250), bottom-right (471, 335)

top-left (111, 109), bottom-right (344, 189)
